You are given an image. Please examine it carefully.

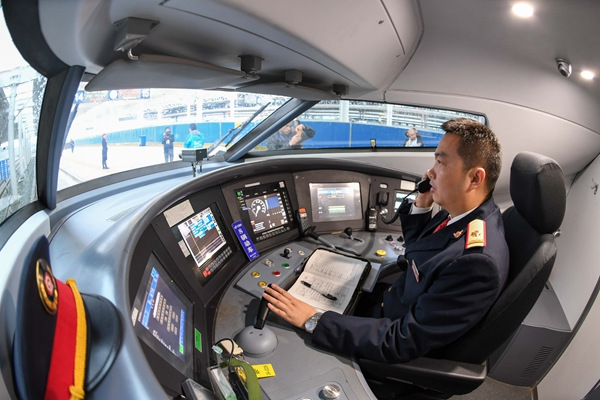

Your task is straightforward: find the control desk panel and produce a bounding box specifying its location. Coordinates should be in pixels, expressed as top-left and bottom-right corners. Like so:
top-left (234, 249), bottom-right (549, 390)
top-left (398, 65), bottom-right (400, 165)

top-left (126, 158), bottom-right (419, 398)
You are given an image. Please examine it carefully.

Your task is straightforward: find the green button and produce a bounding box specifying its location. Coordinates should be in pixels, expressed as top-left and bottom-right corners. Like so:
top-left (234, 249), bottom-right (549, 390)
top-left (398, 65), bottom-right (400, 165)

top-left (282, 263), bottom-right (290, 268)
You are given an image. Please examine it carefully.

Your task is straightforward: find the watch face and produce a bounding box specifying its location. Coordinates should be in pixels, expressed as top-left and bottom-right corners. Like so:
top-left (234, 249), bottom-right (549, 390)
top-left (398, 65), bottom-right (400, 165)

top-left (305, 312), bottom-right (322, 333)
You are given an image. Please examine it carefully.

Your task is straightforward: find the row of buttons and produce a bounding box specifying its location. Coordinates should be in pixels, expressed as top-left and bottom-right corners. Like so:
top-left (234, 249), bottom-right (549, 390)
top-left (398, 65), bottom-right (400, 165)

top-left (256, 226), bottom-right (290, 241)
top-left (204, 246), bottom-right (232, 276)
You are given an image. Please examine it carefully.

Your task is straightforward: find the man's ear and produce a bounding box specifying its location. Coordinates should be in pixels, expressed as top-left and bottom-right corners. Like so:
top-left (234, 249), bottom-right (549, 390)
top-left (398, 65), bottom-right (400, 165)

top-left (468, 167), bottom-right (486, 190)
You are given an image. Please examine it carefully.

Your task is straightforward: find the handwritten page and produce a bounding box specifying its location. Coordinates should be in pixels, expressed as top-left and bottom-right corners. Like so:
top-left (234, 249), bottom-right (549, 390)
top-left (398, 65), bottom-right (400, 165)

top-left (288, 248), bottom-right (370, 314)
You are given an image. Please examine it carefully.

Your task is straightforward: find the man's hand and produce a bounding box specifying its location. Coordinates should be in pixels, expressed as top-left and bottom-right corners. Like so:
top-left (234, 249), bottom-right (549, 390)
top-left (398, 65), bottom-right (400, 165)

top-left (414, 170), bottom-right (434, 208)
top-left (263, 284), bottom-right (317, 329)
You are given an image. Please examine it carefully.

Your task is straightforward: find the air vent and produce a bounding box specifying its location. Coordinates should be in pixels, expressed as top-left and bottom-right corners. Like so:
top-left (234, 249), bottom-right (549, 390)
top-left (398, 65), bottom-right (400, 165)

top-left (107, 204), bottom-right (142, 222)
top-left (520, 346), bottom-right (554, 378)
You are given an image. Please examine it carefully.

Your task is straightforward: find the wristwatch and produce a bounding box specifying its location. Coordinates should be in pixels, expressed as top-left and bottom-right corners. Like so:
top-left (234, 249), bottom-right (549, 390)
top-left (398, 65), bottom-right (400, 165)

top-left (304, 312), bottom-right (323, 333)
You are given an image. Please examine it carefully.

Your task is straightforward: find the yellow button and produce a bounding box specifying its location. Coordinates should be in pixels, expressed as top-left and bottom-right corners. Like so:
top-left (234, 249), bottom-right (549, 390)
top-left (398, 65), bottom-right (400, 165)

top-left (376, 249), bottom-right (387, 257)
top-left (258, 281), bottom-right (267, 287)
top-left (251, 271), bottom-right (260, 278)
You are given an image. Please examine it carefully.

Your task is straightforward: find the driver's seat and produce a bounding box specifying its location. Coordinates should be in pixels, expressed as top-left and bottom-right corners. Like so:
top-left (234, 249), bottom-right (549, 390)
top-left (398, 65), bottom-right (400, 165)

top-left (359, 151), bottom-right (566, 399)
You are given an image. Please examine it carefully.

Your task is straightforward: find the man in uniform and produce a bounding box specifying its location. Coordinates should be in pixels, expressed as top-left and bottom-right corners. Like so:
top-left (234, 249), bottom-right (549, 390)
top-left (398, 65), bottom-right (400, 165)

top-left (263, 118), bottom-right (509, 363)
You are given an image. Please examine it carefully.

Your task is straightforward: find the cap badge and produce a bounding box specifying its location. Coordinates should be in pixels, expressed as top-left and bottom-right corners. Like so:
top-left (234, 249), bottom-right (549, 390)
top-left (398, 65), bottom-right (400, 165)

top-left (36, 258), bottom-right (58, 315)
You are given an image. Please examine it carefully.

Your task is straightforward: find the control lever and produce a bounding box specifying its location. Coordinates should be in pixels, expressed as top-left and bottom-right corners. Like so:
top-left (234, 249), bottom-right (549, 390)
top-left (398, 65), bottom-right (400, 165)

top-left (344, 227), bottom-right (354, 239)
top-left (305, 226), bottom-right (360, 256)
top-left (344, 227), bottom-right (364, 243)
top-left (235, 286), bottom-right (278, 357)
top-left (254, 286), bottom-right (271, 329)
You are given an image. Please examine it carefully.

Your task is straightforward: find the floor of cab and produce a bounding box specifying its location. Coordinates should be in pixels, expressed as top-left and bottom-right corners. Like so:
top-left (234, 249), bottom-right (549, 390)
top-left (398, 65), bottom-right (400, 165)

top-left (453, 377), bottom-right (534, 400)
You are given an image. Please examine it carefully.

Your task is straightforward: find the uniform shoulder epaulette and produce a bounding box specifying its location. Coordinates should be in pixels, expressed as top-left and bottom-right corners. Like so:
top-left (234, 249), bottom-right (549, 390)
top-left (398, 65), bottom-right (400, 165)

top-left (465, 219), bottom-right (486, 249)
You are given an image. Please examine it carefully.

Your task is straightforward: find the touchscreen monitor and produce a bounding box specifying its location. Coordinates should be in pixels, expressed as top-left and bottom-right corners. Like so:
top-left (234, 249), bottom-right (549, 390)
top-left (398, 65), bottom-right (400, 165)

top-left (235, 180), bottom-right (295, 242)
top-left (131, 253), bottom-right (193, 376)
top-left (309, 182), bottom-right (362, 223)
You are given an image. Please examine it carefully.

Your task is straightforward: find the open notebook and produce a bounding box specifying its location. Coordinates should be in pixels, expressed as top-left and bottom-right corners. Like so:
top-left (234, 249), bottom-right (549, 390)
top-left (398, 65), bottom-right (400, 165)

top-left (288, 248), bottom-right (371, 314)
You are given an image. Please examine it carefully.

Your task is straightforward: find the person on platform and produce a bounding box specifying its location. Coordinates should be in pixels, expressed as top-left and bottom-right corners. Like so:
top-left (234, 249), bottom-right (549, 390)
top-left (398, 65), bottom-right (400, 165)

top-left (101, 134), bottom-right (108, 169)
top-left (263, 118), bottom-right (509, 363)
top-left (162, 127), bottom-right (174, 162)
top-left (184, 123), bottom-right (205, 149)
top-left (403, 128), bottom-right (424, 147)
top-left (266, 120), bottom-right (315, 150)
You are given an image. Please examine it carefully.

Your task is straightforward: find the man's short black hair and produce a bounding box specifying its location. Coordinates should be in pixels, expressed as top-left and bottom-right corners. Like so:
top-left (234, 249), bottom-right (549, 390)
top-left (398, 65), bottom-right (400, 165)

top-left (189, 123), bottom-right (197, 130)
top-left (441, 118), bottom-right (502, 194)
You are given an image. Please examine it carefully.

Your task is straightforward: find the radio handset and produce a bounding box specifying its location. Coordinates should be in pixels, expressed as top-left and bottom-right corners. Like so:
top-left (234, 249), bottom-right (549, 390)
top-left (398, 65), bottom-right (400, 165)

top-left (417, 178), bottom-right (432, 193)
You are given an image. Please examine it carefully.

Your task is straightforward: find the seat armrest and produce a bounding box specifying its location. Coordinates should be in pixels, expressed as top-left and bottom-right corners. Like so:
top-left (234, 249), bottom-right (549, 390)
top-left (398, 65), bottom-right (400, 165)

top-left (358, 357), bottom-right (487, 395)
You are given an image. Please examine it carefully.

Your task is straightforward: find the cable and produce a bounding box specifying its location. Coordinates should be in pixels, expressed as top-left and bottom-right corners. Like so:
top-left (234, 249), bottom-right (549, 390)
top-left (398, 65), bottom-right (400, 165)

top-left (381, 187), bottom-right (418, 224)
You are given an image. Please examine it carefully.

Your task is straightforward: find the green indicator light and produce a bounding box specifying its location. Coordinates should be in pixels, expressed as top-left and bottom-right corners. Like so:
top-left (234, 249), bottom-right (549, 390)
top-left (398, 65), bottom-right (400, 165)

top-left (195, 329), bottom-right (202, 352)
top-left (282, 263), bottom-right (290, 268)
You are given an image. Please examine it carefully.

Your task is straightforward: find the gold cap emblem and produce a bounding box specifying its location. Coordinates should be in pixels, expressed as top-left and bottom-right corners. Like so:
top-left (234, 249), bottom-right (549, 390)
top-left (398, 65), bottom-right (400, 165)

top-left (36, 258), bottom-right (58, 315)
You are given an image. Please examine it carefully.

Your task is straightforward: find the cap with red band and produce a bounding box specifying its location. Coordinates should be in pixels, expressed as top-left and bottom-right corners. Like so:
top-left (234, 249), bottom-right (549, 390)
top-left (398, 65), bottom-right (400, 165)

top-left (13, 236), bottom-right (122, 400)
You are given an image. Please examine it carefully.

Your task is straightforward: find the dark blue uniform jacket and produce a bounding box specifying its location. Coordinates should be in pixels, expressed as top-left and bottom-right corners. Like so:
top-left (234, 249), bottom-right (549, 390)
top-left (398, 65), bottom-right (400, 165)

top-left (311, 197), bottom-right (509, 363)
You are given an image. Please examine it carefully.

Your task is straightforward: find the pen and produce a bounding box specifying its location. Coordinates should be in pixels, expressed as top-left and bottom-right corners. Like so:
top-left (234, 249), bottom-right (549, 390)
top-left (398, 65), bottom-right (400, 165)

top-left (300, 280), bottom-right (337, 301)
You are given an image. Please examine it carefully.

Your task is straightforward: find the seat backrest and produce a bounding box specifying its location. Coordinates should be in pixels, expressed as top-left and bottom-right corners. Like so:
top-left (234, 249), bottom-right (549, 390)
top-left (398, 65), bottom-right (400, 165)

top-left (434, 151), bottom-right (566, 364)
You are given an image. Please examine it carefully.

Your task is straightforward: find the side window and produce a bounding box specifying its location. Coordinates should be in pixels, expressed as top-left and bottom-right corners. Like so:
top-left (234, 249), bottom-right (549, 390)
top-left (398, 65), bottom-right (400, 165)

top-left (0, 8), bottom-right (47, 225)
top-left (256, 100), bottom-right (486, 151)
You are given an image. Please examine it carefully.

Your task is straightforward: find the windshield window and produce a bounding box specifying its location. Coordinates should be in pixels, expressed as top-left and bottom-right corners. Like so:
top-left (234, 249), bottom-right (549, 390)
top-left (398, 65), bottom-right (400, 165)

top-left (0, 7), bottom-right (46, 225)
top-left (58, 87), bottom-right (288, 190)
top-left (59, 85), bottom-right (486, 191)
top-left (255, 100), bottom-right (486, 151)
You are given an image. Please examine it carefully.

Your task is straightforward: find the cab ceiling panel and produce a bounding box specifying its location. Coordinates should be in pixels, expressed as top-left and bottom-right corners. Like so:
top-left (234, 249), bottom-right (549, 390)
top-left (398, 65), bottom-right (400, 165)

top-left (388, 0), bottom-right (600, 134)
top-left (37, 0), bottom-right (423, 99)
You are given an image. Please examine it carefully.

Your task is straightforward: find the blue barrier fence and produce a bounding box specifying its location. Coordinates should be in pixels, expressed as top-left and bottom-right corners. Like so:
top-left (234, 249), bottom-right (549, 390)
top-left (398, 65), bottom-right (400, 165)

top-left (73, 121), bottom-right (442, 148)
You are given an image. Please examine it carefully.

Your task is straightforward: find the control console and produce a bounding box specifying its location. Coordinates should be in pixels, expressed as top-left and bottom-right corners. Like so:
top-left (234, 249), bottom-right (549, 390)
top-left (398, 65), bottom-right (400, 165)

top-left (234, 242), bottom-right (313, 298)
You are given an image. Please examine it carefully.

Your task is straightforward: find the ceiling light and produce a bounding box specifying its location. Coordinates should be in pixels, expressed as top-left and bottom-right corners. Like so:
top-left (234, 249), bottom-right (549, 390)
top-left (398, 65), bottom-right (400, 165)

top-left (512, 3), bottom-right (534, 18)
top-left (581, 70), bottom-right (595, 80)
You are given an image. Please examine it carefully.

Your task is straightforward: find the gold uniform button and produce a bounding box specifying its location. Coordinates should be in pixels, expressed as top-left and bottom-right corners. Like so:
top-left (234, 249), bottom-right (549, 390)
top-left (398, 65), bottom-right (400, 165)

top-left (388, 287), bottom-right (392, 292)
top-left (381, 302), bottom-right (384, 308)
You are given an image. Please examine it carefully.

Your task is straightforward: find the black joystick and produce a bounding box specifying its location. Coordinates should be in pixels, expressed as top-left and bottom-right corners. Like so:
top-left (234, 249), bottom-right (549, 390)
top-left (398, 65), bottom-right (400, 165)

top-left (235, 285), bottom-right (278, 357)
top-left (254, 288), bottom-right (271, 329)
top-left (281, 247), bottom-right (292, 259)
top-left (396, 255), bottom-right (409, 271)
top-left (344, 227), bottom-right (354, 240)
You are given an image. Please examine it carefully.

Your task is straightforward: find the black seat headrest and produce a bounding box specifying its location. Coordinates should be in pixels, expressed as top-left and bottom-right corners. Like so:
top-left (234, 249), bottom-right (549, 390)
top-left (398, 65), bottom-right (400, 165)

top-left (510, 151), bottom-right (566, 234)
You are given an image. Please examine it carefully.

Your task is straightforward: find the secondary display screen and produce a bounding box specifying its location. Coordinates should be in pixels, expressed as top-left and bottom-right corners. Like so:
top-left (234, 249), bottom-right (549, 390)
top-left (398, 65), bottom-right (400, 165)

top-left (394, 190), bottom-right (417, 210)
top-left (235, 181), bottom-right (295, 242)
top-left (165, 202), bottom-right (234, 285)
top-left (131, 253), bottom-right (193, 376)
top-left (177, 207), bottom-right (227, 271)
top-left (309, 182), bottom-right (362, 223)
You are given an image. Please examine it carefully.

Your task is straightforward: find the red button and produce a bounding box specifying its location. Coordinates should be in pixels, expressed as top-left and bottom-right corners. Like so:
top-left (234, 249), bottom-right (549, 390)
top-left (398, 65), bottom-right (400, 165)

top-left (272, 270), bottom-right (281, 276)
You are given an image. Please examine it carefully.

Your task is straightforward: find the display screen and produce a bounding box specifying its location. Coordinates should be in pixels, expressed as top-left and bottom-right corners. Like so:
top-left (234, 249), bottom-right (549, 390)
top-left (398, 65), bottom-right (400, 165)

top-left (235, 181), bottom-right (295, 242)
top-left (177, 207), bottom-right (227, 273)
top-left (309, 182), bottom-right (362, 223)
top-left (166, 202), bottom-right (234, 285)
top-left (394, 190), bottom-right (417, 210)
top-left (131, 253), bottom-right (193, 376)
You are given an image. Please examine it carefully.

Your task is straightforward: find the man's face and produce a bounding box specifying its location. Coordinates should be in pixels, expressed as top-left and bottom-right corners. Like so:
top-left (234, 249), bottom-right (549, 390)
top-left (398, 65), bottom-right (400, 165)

top-left (428, 134), bottom-right (472, 211)
top-left (279, 122), bottom-right (293, 136)
top-left (407, 129), bottom-right (416, 139)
